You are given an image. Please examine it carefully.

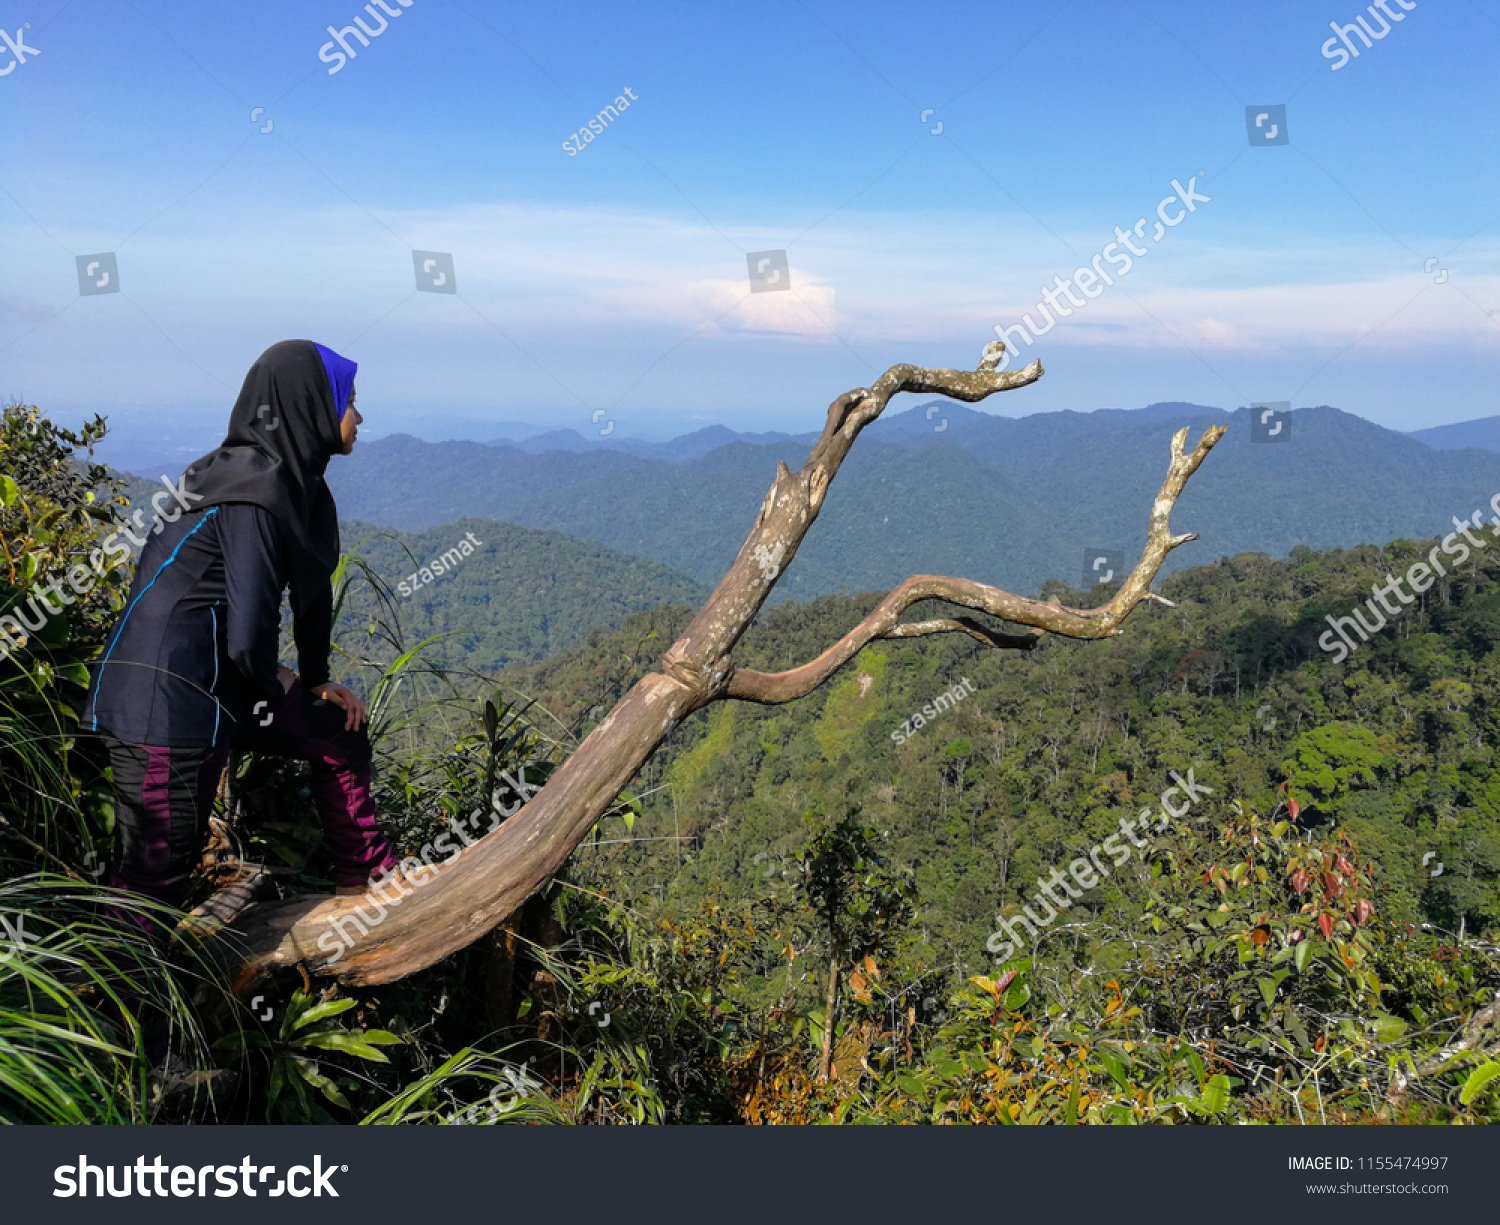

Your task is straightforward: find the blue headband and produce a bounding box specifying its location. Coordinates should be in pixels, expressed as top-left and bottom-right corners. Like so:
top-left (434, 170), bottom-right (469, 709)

top-left (313, 342), bottom-right (358, 421)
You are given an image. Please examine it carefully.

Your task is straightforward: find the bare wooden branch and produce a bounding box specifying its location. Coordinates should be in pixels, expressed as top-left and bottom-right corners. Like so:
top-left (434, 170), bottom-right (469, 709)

top-left (209, 340), bottom-right (1224, 991)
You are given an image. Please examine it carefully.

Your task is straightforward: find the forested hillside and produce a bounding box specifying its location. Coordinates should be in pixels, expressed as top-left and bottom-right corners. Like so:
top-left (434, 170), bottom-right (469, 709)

top-left (334, 517), bottom-right (708, 671)
top-left (504, 537), bottom-right (1500, 971)
top-left (1408, 415), bottom-right (1500, 452)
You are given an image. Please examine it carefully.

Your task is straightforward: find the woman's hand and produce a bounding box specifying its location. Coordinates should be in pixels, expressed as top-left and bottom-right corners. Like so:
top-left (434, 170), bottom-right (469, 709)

top-left (277, 664), bottom-right (297, 693)
top-left (311, 681), bottom-right (367, 732)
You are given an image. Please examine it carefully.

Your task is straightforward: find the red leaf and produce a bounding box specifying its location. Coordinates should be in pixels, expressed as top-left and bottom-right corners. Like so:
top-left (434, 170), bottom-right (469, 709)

top-left (1323, 872), bottom-right (1343, 898)
top-left (1352, 900), bottom-right (1374, 926)
top-left (995, 970), bottom-right (1018, 994)
top-left (1291, 870), bottom-right (1310, 894)
top-left (1336, 855), bottom-right (1354, 876)
top-left (1288, 798), bottom-right (1301, 820)
top-left (1251, 925), bottom-right (1270, 946)
top-left (1318, 913), bottom-right (1335, 940)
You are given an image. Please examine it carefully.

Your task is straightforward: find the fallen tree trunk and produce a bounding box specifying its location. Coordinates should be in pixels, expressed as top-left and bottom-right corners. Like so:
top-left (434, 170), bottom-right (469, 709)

top-left (212, 341), bottom-right (1226, 990)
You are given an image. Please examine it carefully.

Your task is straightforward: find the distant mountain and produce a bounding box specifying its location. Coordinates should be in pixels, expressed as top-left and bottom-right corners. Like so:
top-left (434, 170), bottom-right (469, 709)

top-left (484, 401), bottom-right (1227, 455)
top-left (490, 423), bottom-right (817, 462)
top-left (1407, 416), bottom-right (1500, 453)
top-left (87, 397), bottom-right (1231, 474)
top-left (324, 401), bottom-right (1500, 601)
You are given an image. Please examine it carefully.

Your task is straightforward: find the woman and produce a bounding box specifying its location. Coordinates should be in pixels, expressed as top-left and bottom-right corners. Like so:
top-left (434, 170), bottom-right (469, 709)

top-left (82, 339), bottom-right (398, 914)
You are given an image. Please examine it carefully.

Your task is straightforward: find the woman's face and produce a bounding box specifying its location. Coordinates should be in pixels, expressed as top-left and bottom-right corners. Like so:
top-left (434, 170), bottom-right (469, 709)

top-left (339, 386), bottom-right (362, 455)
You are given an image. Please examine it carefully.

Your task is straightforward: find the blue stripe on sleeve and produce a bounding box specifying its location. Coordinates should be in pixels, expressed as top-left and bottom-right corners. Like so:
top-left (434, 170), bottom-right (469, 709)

top-left (89, 508), bottom-right (220, 731)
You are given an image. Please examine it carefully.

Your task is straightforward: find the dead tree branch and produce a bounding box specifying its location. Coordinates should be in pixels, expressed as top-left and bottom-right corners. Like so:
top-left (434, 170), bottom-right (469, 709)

top-left (211, 340), bottom-right (1224, 989)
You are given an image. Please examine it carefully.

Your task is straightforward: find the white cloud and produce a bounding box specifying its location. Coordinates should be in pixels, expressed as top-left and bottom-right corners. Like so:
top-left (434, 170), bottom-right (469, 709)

top-left (3, 196), bottom-right (1497, 425)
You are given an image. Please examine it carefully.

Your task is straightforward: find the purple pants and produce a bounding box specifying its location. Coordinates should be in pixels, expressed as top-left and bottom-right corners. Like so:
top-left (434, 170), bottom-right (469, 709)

top-left (105, 680), bottom-right (397, 906)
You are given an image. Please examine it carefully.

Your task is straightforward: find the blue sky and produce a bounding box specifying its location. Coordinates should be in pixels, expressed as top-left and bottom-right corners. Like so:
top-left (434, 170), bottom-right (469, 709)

top-left (3, 0), bottom-right (1498, 467)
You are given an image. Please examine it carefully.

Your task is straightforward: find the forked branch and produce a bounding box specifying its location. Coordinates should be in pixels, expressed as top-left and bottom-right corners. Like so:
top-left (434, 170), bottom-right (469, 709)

top-left (724, 421), bottom-right (1226, 705)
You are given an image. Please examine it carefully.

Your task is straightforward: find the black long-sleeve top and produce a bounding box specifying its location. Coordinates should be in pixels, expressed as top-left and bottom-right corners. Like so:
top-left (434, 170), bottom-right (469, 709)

top-left (83, 502), bottom-right (332, 749)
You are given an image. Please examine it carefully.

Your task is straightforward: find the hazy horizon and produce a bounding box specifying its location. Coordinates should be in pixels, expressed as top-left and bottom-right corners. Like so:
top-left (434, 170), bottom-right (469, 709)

top-left (75, 393), bottom-right (1481, 482)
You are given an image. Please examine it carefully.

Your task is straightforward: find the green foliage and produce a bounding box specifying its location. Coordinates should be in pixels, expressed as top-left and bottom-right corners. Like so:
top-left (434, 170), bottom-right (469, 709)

top-left (1459, 1061), bottom-right (1500, 1107)
top-left (667, 706), bottom-right (735, 797)
top-left (1282, 721), bottom-right (1390, 808)
top-left (0, 405), bottom-right (133, 871)
top-left (213, 990), bottom-right (401, 1124)
top-left (360, 1047), bottom-right (567, 1126)
top-left (0, 876), bottom-right (217, 1124)
top-left (798, 810), bottom-right (915, 973)
top-left (551, 537), bottom-right (1500, 972)
top-left (812, 650), bottom-right (885, 762)
top-left (484, 532), bottom-right (1500, 1122)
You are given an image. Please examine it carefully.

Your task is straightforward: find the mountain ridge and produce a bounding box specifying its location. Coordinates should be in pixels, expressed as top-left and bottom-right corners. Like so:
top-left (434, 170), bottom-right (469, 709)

top-left (321, 402), bottom-right (1500, 601)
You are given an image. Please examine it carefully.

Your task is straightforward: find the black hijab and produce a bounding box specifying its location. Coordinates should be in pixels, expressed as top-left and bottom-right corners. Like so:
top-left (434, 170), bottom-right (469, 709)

top-left (179, 340), bottom-right (353, 594)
